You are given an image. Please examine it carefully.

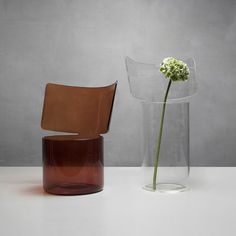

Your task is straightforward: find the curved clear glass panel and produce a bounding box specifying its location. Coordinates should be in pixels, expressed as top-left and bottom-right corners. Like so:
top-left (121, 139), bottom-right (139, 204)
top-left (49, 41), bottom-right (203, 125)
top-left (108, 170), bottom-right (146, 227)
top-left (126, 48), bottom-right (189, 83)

top-left (125, 57), bottom-right (197, 103)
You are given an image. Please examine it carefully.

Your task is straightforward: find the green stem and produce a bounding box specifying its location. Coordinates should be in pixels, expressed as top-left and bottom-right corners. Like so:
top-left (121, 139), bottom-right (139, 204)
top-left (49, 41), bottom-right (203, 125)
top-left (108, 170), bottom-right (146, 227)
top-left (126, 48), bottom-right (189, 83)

top-left (152, 79), bottom-right (172, 190)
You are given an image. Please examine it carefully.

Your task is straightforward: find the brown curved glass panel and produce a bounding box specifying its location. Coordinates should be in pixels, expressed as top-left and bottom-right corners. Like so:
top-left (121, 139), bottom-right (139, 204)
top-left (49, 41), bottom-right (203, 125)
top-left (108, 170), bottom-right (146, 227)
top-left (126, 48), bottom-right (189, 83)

top-left (41, 82), bottom-right (117, 138)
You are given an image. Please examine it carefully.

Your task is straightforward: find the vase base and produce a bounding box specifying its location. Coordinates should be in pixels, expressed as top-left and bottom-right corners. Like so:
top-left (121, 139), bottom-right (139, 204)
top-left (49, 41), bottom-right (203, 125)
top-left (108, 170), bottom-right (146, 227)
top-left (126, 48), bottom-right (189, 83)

top-left (143, 183), bottom-right (188, 193)
top-left (44, 183), bottom-right (103, 195)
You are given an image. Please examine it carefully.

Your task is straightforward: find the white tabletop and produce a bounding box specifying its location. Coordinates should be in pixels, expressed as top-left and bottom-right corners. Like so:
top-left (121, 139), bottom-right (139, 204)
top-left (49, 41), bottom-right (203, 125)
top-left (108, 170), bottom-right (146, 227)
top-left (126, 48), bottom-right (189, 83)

top-left (0, 167), bottom-right (235, 236)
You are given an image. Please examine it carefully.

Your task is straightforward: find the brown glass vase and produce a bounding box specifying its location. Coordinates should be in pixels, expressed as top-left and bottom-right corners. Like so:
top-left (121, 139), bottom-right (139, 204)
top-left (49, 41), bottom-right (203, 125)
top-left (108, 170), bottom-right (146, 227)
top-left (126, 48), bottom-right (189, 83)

top-left (40, 82), bottom-right (117, 195)
top-left (43, 135), bottom-right (103, 195)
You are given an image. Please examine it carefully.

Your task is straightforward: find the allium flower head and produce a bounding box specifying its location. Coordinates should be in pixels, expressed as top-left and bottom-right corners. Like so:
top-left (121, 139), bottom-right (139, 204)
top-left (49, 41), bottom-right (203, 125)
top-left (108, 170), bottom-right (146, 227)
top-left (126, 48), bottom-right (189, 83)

top-left (160, 57), bottom-right (189, 81)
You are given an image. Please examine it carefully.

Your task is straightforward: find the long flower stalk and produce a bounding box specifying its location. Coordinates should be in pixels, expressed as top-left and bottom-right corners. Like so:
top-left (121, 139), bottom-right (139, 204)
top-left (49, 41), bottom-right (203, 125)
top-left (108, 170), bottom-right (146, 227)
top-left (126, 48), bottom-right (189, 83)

top-left (152, 57), bottom-right (190, 191)
top-left (152, 79), bottom-right (172, 190)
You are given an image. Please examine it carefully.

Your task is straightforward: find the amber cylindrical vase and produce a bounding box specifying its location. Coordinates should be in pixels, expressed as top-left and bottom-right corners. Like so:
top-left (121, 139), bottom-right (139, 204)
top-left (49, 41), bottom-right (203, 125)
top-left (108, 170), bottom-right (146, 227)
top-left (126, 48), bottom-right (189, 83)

top-left (42, 135), bottom-right (103, 195)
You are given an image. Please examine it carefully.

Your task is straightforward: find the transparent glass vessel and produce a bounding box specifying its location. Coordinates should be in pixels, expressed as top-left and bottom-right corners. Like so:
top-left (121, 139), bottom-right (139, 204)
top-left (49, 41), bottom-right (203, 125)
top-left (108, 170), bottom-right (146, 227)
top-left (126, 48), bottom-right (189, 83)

top-left (126, 57), bottom-right (197, 193)
top-left (42, 135), bottom-right (103, 195)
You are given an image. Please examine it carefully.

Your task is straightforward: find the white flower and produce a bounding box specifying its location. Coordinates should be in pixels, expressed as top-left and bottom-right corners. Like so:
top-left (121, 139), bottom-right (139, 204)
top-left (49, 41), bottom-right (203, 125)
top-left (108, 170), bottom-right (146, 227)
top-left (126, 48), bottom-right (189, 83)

top-left (160, 57), bottom-right (189, 81)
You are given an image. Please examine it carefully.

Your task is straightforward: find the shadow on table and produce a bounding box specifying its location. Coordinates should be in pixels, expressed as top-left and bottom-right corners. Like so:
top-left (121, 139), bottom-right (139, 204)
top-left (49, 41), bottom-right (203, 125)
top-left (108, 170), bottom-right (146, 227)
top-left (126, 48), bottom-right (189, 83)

top-left (19, 185), bottom-right (52, 197)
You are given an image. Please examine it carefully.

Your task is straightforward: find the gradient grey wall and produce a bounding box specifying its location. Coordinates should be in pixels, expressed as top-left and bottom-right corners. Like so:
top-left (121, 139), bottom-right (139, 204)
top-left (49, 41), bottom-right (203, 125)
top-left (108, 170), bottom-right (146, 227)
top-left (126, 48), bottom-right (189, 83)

top-left (0, 0), bottom-right (236, 166)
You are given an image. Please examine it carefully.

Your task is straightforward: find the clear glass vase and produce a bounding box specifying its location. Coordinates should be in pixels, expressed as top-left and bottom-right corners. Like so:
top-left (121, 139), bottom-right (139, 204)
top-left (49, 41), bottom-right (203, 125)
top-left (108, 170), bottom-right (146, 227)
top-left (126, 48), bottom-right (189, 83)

top-left (126, 57), bottom-right (197, 193)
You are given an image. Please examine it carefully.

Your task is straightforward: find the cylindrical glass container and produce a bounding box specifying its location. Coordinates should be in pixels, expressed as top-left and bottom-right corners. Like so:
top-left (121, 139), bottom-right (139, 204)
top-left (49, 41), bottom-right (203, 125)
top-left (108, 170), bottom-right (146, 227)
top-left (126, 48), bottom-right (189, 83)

top-left (126, 57), bottom-right (197, 193)
top-left (42, 135), bottom-right (103, 195)
top-left (141, 101), bottom-right (189, 192)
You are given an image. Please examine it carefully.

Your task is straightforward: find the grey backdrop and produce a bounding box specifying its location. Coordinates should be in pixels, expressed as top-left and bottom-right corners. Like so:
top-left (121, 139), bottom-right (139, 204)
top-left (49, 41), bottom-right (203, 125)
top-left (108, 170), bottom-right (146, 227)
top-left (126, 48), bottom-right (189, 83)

top-left (0, 0), bottom-right (236, 166)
